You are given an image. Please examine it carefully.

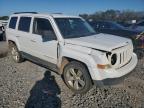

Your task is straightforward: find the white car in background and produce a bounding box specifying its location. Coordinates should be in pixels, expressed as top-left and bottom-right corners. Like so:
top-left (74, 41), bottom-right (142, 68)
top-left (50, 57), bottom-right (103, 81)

top-left (6, 12), bottom-right (138, 94)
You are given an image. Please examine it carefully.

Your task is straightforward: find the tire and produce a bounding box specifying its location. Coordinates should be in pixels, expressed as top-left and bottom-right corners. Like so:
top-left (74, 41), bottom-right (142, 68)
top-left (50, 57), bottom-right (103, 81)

top-left (9, 42), bottom-right (24, 63)
top-left (63, 61), bottom-right (92, 94)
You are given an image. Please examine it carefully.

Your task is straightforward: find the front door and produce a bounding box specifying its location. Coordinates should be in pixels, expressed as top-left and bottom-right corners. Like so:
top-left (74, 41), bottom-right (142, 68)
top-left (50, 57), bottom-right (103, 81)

top-left (29, 17), bottom-right (58, 65)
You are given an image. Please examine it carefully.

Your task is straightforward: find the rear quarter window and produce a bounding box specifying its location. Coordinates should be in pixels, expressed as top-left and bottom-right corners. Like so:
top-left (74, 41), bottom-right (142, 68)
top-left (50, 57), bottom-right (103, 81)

top-left (9, 17), bottom-right (18, 29)
top-left (18, 17), bottom-right (31, 32)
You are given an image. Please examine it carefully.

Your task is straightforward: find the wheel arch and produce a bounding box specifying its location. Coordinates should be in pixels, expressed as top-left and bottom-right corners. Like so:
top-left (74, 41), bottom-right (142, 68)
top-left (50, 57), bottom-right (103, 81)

top-left (8, 39), bottom-right (20, 51)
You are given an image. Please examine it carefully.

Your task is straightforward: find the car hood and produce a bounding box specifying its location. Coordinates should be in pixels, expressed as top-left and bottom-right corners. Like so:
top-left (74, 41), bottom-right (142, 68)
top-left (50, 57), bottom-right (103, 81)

top-left (64, 33), bottom-right (131, 52)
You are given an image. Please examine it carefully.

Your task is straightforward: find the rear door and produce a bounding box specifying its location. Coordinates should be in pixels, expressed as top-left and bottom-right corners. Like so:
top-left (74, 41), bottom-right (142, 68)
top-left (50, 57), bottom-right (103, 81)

top-left (16, 16), bottom-right (32, 53)
top-left (6, 16), bottom-right (18, 41)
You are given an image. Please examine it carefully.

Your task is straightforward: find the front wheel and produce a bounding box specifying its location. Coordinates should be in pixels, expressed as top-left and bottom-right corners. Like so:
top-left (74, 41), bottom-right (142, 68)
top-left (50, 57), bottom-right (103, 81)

top-left (63, 61), bottom-right (92, 94)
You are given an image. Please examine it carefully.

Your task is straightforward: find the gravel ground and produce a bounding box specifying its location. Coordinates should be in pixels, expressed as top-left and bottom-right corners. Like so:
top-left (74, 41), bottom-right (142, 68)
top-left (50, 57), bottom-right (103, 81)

top-left (0, 45), bottom-right (144, 108)
top-left (0, 42), bottom-right (8, 58)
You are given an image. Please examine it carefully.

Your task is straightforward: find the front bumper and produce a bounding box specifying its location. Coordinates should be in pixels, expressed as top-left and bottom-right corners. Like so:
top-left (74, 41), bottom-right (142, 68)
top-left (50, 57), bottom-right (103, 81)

top-left (93, 71), bottom-right (133, 86)
top-left (92, 53), bottom-right (138, 86)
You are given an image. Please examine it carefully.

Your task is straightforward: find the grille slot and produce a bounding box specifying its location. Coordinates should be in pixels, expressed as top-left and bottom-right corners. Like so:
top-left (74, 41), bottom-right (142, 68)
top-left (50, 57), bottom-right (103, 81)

top-left (118, 49), bottom-right (132, 68)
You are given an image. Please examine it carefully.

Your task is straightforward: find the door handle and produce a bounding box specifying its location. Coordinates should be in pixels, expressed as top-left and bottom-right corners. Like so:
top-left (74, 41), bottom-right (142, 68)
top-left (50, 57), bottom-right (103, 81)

top-left (30, 40), bottom-right (36, 43)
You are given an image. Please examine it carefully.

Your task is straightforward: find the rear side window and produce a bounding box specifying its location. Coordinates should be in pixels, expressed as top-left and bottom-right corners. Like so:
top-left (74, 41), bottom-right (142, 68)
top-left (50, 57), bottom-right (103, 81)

top-left (18, 17), bottom-right (31, 32)
top-left (9, 17), bottom-right (18, 29)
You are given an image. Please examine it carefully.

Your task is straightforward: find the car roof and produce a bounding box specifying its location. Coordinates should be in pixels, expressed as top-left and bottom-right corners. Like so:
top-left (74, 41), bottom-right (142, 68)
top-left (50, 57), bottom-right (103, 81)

top-left (10, 12), bottom-right (80, 18)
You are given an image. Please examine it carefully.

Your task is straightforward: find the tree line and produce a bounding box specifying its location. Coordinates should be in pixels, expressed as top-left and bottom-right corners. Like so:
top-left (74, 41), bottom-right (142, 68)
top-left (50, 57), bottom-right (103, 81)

top-left (0, 16), bottom-right (9, 20)
top-left (79, 10), bottom-right (144, 23)
top-left (0, 10), bottom-right (144, 23)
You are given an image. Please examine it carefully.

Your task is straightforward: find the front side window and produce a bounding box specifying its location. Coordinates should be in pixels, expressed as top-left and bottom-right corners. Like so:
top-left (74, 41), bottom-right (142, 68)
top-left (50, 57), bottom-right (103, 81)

top-left (9, 17), bottom-right (18, 29)
top-left (18, 17), bottom-right (31, 32)
top-left (55, 18), bottom-right (96, 39)
top-left (33, 18), bottom-right (56, 41)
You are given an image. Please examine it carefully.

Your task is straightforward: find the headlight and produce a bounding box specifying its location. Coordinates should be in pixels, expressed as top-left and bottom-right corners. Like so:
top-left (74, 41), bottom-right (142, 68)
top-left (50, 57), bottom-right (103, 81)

top-left (111, 54), bottom-right (117, 65)
top-left (106, 53), bottom-right (117, 65)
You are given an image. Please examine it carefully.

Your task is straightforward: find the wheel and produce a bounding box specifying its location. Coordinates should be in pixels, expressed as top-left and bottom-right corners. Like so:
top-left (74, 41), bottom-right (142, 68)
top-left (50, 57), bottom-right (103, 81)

top-left (9, 42), bottom-right (24, 63)
top-left (63, 61), bottom-right (92, 94)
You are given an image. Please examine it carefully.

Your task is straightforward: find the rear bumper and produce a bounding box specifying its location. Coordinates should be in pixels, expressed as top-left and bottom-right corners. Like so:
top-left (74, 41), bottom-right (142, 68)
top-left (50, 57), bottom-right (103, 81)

top-left (92, 53), bottom-right (138, 86)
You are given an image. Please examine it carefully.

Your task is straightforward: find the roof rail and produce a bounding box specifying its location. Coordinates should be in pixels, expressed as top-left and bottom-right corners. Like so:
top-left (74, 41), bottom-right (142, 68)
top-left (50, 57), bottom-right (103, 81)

top-left (14, 12), bottom-right (38, 14)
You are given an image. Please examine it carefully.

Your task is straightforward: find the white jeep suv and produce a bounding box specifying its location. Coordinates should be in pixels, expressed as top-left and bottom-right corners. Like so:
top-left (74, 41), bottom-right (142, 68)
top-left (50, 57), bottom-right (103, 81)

top-left (6, 12), bottom-right (138, 94)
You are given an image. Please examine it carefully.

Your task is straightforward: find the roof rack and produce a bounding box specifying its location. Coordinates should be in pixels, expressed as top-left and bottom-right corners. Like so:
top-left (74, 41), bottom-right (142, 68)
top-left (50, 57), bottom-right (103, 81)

top-left (14, 12), bottom-right (38, 14)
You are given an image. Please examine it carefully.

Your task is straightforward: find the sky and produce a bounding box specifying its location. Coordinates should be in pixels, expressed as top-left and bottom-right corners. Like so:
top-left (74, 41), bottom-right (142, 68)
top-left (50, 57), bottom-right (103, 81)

top-left (0, 0), bottom-right (144, 16)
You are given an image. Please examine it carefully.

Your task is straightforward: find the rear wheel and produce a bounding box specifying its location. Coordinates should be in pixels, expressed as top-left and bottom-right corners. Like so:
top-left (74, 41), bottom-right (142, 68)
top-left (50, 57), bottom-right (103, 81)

top-left (63, 61), bottom-right (92, 94)
top-left (9, 42), bottom-right (24, 63)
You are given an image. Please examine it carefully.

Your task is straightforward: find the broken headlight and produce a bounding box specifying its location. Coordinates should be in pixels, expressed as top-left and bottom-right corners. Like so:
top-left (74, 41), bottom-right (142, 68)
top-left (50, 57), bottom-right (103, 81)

top-left (106, 52), bottom-right (117, 65)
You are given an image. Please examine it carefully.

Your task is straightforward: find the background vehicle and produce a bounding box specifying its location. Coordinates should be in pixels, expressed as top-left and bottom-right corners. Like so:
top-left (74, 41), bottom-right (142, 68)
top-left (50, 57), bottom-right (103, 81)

top-left (0, 20), bottom-right (7, 41)
top-left (130, 20), bottom-right (144, 32)
top-left (88, 20), bottom-right (141, 38)
top-left (6, 12), bottom-right (137, 94)
top-left (134, 32), bottom-right (144, 59)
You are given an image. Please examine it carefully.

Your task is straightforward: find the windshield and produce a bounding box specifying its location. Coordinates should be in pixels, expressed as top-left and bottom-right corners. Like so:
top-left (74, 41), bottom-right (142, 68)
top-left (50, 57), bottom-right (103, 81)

top-left (55, 18), bottom-right (96, 39)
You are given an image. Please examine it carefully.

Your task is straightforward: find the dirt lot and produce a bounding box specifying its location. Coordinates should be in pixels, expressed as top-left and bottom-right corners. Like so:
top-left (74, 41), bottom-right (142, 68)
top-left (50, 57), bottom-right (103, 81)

top-left (0, 42), bottom-right (144, 108)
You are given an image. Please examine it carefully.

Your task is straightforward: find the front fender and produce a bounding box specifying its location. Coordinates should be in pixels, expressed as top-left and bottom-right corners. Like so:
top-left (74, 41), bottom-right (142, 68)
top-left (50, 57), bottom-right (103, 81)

top-left (60, 46), bottom-right (99, 80)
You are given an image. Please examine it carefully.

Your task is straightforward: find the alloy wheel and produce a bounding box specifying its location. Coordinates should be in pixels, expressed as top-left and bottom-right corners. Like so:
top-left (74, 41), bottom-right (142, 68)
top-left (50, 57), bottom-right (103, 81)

top-left (66, 68), bottom-right (85, 90)
top-left (11, 47), bottom-right (19, 61)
